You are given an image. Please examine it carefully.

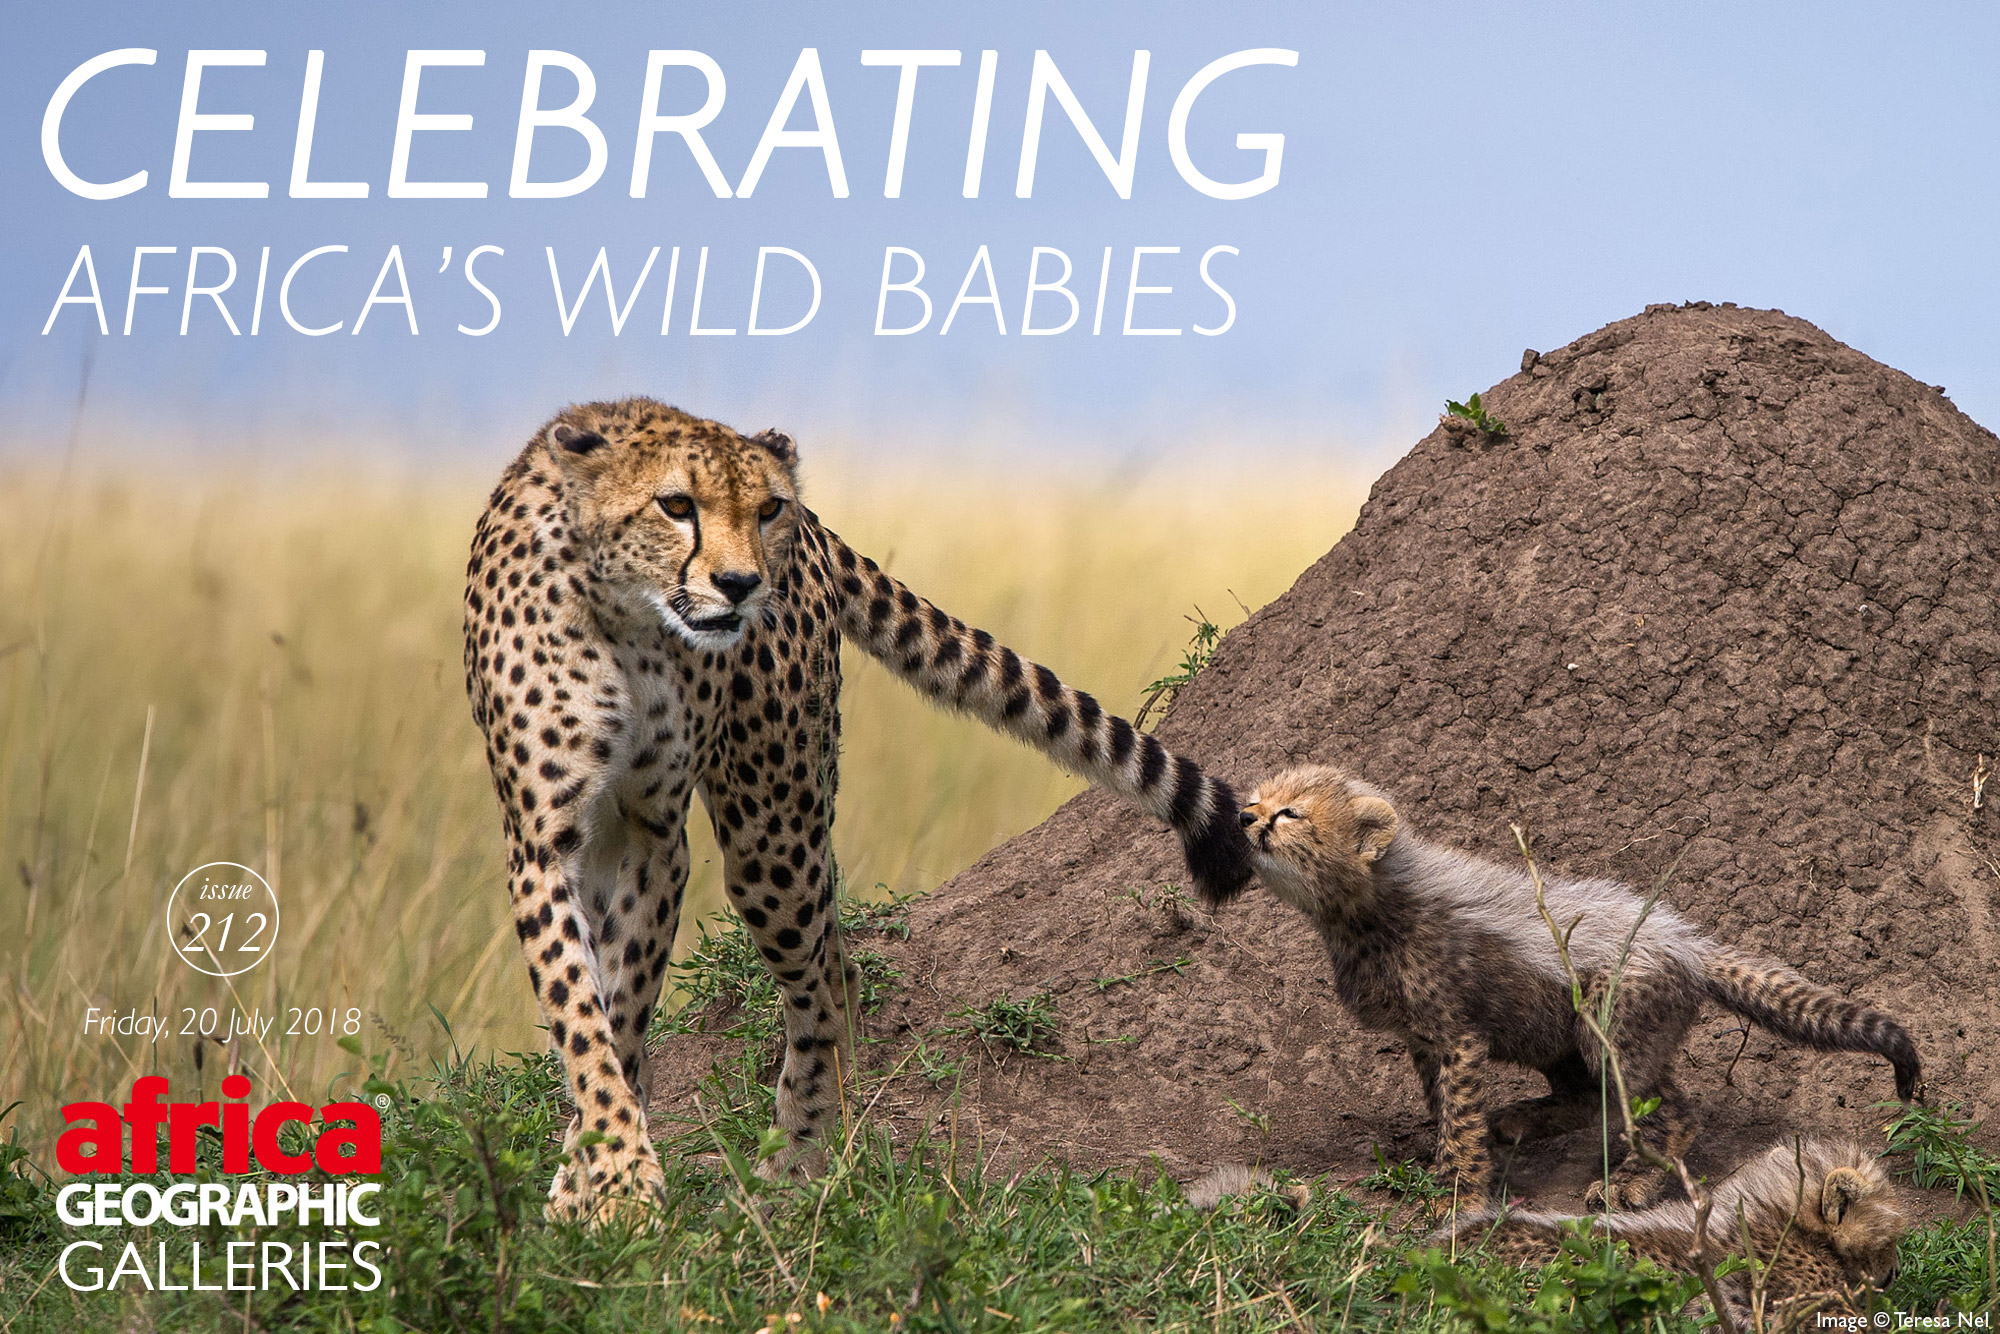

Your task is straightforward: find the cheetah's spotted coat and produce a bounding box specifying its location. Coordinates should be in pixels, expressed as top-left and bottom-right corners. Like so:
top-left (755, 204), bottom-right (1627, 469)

top-left (464, 399), bottom-right (1251, 1218)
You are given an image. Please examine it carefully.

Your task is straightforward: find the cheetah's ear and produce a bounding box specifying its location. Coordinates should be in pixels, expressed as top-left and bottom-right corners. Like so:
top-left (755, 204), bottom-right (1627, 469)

top-left (547, 421), bottom-right (614, 487)
top-left (1351, 795), bottom-right (1399, 866)
top-left (751, 428), bottom-right (797, 466)
top-left (1820, 1168), bottom-right (1868, 1225)
top-left (550, 421), bottom-right (607, 454)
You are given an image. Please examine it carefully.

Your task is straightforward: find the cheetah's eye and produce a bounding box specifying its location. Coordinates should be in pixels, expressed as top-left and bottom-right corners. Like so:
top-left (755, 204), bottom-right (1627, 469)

top-left (1273, 808), bottom-right (1301, 822)
top-left (659, 494), bottom-right (695, 520)
top-left (758, 497), bottom-right (785, 521)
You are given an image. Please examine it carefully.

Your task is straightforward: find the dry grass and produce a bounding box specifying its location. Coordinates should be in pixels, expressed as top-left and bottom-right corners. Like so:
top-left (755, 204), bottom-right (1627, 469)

top-left (0, 456), bottom-right (1362, 1158)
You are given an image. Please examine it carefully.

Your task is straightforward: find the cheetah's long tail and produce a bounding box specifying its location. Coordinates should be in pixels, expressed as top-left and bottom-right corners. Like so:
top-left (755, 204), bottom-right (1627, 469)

top-left (1703, 946), bottom-right (1922, 1101)
top-left (814, 521), bottom-right (1254, 905)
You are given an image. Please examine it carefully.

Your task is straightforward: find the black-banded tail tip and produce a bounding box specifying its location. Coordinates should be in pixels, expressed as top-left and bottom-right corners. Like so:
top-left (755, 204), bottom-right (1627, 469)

top-left (1893, 1052), bottom-right (1923, 1104)
top-left (1877, 1019), bottom-right (1923, 1102)
top-left (1184, 780), bottom-right (1255, 907)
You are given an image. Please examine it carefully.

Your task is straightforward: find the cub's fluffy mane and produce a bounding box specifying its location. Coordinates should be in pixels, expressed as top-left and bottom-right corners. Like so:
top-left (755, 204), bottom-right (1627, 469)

top-left (1379, 835), bottom-right (1711, 984)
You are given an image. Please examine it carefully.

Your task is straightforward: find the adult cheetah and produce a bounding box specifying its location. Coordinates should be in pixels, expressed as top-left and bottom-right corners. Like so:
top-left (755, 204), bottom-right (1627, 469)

top-left (464, 398), bottom-right (1252, 1220)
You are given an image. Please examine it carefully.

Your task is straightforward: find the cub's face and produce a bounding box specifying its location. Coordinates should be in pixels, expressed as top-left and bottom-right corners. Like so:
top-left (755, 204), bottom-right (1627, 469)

top-left (546, 403), bottom-right (801, 648)
top-left (1239, 765), bottom-right (1400, 916)
top-left (1816, 1162), bottom-right (1906, 1289)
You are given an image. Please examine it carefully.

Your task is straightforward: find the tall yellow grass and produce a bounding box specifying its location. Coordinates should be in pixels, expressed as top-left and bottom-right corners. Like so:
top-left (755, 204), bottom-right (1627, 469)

top-left (0, 457), bottom-right (1361, 1157)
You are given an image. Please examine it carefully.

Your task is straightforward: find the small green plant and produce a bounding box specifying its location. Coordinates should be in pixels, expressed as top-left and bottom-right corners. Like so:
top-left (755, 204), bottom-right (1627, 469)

top-left (945, 989), bottom-right (1062, 1056)
top-left (1136, 609), bottom-right (1222, 729)
top-left (1224, 1097), bottom-right (1273, 1137)
top-left (840, 886), bottom-right (917, 941)
top-left (0, 1102), bottom-right (49, 1244)
top-left (838, 890), bottom-right (911, 1012)
top-left (1444, 391), bottom-right (1510, 438)
top-left (1881, 1099), bottom-right (2000, 1202)
top-left (1092, 956), bottom-right (1192, 992)
top-left (910, 1039), bottom-right (964, 1087)
top-left (1121, 882), bottom-right (1197, 931)
top-left (1362, 1148), bottom-right (1449, 1203)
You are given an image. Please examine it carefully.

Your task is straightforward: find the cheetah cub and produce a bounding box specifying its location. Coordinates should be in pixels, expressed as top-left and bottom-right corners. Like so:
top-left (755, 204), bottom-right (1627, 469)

top-left (1437, 1137), bottom-right (1907, 1326)
top-left (1238, 765), bottom-right (1921, 1204)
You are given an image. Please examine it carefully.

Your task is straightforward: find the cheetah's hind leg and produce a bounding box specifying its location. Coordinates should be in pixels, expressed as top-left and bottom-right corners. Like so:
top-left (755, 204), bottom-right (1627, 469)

top-left (1581, 972), bottom-right (1699, 1209)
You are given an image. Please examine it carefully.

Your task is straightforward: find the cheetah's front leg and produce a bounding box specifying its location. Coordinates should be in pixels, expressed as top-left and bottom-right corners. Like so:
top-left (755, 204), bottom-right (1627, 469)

top-left (596, 821), bottom-right (692, 1118)
top-left (508, 846), bottom-right (666, 1224)
top-left (544, 817), bottom-right (691, 1212)
top-left (1432, 1031), bottom-right (1497, 1201)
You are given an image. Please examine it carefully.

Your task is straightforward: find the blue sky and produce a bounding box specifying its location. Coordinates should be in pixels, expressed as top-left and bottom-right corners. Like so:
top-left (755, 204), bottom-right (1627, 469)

top-left (4, 2), bottom-right (1997, 468)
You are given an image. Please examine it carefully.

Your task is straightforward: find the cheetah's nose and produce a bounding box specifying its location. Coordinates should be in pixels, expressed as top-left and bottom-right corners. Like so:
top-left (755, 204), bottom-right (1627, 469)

top-left (713, 571), bottom-right (763, 604)
top-left (1239, 810), bottom-right (1258, 828)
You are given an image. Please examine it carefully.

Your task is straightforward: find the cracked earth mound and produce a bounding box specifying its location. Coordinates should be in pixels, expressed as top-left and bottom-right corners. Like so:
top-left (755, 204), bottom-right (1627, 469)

top-left (649, 302), bottom-right (2000, 1200)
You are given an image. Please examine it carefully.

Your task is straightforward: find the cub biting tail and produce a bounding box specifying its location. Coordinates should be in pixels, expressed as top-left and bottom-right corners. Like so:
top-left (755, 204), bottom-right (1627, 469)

top-left (1233, 764), bottom-right (1922, 1205)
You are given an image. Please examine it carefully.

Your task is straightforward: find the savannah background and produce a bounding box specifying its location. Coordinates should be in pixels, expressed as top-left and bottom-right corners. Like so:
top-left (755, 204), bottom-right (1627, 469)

top-left (0, 448), bottom-right (1361, 1146)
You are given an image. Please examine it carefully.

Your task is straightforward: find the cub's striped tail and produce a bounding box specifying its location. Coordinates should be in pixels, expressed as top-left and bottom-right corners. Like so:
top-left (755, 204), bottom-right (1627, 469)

top-left (1430, 1205), bottom-right (1693, 1263)
top-left (1703, 946), bottom-right (1922, 1101)
top-left (816, 524), bottom-right (1253, 905)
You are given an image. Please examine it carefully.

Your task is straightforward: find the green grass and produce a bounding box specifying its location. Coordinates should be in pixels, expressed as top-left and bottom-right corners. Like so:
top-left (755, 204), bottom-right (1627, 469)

top-left (0, 1023), bottom-right (1705, 1333)
top-left (1877, 1100), bottom-right (2000, 1315)
top-left (1135, 610), bottom-right (1224, 731)
top-left (942, 990), bottom-right (1063, 1058)
top-left (1361, 1150), bottom-right (1448, 1205)
top-left (3, 915), bottom-right (1991, 1330)
top-left (1881, 1100), bottom-right (2000, 1204)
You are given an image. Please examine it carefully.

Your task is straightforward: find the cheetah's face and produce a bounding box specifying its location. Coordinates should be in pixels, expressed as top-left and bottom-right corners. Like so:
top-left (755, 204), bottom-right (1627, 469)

top-left (547, 408), bottom-right (801, 648)
top-left (1240, 765), bottom-right (1400, 915)
top-left (1817, 1164), bottom-right (1906, 1289)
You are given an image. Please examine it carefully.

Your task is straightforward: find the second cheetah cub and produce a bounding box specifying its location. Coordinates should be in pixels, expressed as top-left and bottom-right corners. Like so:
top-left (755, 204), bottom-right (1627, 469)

top-left (1436, 1137), bottom-right (1908, 1327)
top-left (1239, 765), bottom-right (1921, 1203)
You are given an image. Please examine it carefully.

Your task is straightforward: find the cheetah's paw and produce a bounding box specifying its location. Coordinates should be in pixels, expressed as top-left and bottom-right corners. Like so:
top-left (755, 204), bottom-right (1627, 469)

top-left (545, 1146), bottom-right (667, 1227)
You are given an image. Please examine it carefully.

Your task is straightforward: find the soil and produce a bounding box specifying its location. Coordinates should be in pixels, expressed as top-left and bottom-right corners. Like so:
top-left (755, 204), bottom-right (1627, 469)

top-left (647, 302), bottom-right (2000, 1206)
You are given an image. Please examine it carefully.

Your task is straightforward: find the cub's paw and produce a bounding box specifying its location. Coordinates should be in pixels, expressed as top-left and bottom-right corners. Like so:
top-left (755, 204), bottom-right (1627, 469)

top-left (1583, 1168), bottom-right (1668, 1212)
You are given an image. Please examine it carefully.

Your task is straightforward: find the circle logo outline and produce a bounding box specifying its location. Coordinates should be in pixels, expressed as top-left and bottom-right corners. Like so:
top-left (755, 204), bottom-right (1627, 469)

top-left (168, 862), bottom-right (280, 978)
